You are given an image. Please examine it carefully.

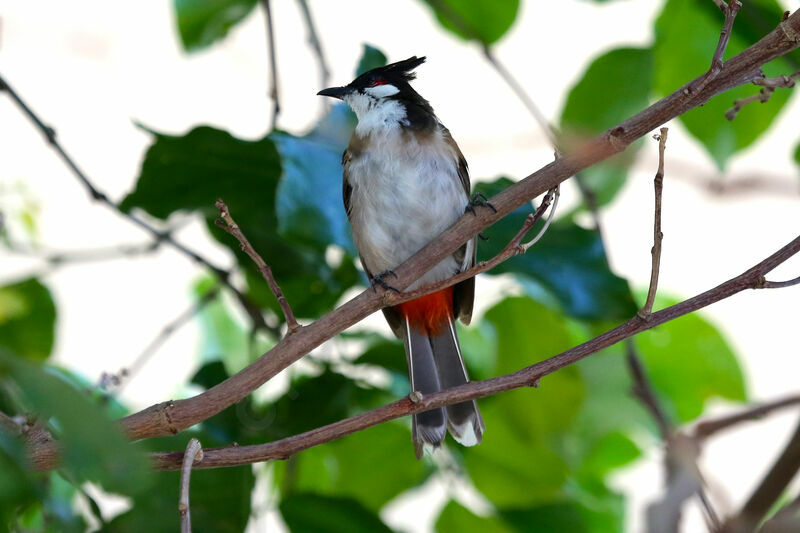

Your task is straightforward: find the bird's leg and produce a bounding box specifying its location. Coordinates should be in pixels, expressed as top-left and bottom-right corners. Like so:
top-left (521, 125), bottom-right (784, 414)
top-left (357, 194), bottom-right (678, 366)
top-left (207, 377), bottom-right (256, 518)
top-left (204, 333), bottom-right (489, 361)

top-left (465, 193), bottom-right (497, 215)
top-left (370, 269), bottom-right (401, 293)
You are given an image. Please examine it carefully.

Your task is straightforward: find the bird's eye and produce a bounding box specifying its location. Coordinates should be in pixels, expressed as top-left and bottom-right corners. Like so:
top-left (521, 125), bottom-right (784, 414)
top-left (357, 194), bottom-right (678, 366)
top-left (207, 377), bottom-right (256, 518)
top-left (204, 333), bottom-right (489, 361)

top-left (369, 78), bottom-right (388, 87)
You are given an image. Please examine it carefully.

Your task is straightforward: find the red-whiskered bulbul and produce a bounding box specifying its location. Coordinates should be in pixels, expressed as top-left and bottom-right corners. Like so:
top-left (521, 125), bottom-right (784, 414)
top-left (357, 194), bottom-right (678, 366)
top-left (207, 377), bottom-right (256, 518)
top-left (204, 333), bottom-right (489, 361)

top-left (318, 57), bottom-right (485, 458)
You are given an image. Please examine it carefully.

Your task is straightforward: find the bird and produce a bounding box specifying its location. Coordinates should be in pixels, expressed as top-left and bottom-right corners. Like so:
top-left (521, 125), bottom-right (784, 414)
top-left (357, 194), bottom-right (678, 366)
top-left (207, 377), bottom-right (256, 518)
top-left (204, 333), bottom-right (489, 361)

top-left (318, 56), bottom-right (485, 458)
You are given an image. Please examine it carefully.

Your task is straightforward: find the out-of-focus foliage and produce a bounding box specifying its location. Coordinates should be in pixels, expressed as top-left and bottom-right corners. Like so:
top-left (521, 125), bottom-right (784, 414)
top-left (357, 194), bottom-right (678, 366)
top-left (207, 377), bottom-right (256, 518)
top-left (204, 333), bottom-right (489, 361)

top-left (173, 0), bottom-right (258, 51)
top-left (0, 278), bottom-right (56, 361)
top-left (420, 0), bottom-right (519, 45)
top-left (560, 47), bottom-right (653, 207)
top-left (475, 178), bottom-right (637, 320)
top-left (6, 0), bottom-right (797, 530)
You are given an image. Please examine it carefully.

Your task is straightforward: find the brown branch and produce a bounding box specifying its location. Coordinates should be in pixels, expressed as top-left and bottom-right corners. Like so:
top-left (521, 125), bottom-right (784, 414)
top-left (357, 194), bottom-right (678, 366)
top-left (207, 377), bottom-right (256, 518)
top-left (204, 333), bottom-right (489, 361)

top-left (261, 0), bottom-right (280, 130)
top-left (136, 233), bottom-right (800, 471)
top-left (109, 9), bottom-right (800, 444)
top-left (693, 395), bottom-right (800, 439)
top-left (710, 1), bottom-right (742, 74)
top-left (725, 70), bottom-right (800, 120)
top-left (639, 128), bottom-right (668, 318)
top-left (179, 438), bottom-right (203, 533)
top-left (721, 417), bottom-right (800, 533)
top-left (0, 74), bottom-right (272, 336)
top-left (626, 342), bottom-right (673, 439)
top-left (215, 199), bottom-right (299, 334)
top-left (295, 0), bottom-right (330, 89)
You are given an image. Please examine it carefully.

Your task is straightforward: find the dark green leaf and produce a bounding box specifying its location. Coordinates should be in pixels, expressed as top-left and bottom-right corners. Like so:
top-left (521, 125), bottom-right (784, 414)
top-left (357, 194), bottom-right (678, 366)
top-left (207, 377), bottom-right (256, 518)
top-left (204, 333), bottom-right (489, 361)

top-left (0, 278), bottom-right (56, 361)
top-left (501, 502), bottom-right (589, 533)
top-left (578, 432), bottom-right (641, 478)
top-left (108, 432), bottom-right (254, 533)
top-left (121, 124), bottom-right (361, 319)
top-left (173, 0), bottom-right (258, 52)
top-left (280, 493), bottom-right (395, 533)
top-left (421, 0), bottom-right (519, 45)
top-left (475, 178), bottom-right (637, 320)
top-left (280, 422), bottom-right (428, 511)
top-left (272, 104), bottom-right (357, 254)
top-left (634, 294), bottom-right (747, 422)
top-left (436, 501), bottom-right (514, 533)
top-left (794, 138), bottom-right (800, 169)
top-left (654, 0), bottom-right (793, 168)
top-left (356, 44), bottom-right (388, 76)
top-left (560, 47), bottom-right (653, 207)
top-left (0, 353), bottom-right (151, 496)
top-left (0, 428), bottom-right (41, 517)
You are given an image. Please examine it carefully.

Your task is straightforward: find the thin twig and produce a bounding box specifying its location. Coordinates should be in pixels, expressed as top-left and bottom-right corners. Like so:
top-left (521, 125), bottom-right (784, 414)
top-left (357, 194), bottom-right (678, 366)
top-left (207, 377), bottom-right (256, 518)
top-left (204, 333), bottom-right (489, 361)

top-left (626, 342), bottom-right (673, 439)
top-left (0, 74), bottom-right (272, 335)
top-left (709, 1), bottom-right (742, 75)
top-left (215, 199), bottom-right (299, 334)
top-left (693, 395), bottom-right (800, 439)
top-left (726, 70), bottom-right (800, 120)
top-left (5, 240), bottom-right (159, 265)
top-left (761, 274), bottom-right (800, 288)
top-left (639, 128), bottom-right (668, 319)
top-left (295, 0), bottom-right (330, 89)
top-left (179, 438), bottom-right (203, 533)
top-left (721, 417), bottom-right (800, 533)
top-left (261, 0), bottom-right (280, 130)
top-left (100, 287), bottom-right (220, 392)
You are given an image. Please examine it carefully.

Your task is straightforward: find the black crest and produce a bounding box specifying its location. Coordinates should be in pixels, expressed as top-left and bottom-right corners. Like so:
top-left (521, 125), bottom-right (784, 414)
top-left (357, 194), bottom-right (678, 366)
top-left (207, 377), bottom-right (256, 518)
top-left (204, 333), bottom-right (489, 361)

top-left (373, 56), bottom-right (426, 82)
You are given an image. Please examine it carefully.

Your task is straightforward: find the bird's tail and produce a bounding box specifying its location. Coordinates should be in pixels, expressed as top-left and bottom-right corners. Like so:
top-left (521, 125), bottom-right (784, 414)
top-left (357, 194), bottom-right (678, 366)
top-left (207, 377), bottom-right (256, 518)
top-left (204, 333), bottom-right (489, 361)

top-left (399, 288), bottom-right (484, 459)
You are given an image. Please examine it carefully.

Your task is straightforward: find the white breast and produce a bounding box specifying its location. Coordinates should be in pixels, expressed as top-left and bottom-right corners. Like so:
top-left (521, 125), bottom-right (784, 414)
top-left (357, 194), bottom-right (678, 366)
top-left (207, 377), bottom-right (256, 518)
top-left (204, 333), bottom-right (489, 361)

top-left (347, 127), bottom-right (471, 289)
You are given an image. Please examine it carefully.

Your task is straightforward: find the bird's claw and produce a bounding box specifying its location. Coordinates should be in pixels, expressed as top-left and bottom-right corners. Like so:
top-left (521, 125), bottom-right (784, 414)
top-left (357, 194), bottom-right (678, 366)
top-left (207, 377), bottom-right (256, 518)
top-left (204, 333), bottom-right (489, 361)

top-left (466, 193), bottom-right (497, 216)
top-left (371, 270), bottom-right (400, 293)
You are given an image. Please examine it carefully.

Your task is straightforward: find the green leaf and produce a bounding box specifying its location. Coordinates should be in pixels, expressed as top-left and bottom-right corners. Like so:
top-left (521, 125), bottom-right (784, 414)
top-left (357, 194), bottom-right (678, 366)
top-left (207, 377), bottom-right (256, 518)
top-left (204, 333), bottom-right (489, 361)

top-left (420, 0), bottom-right (519, 45)
top-left (272, 104), bottom-right (357, 254)
top-left (435, 501), bottom-right (514, 533)
top-left (578, 432), bottom-right (641, 478)
top-left (356, 44), bottom-right (388, 76)
top-left (280, 494), bottom-right (395, 533)
top-left (475, 178), bottom-right (637, 320)
top-left (634, 295), bottom-right (747, 422)
top-left (653, 0), bottom-right (793, 168)
top-left (121, 124), bottom-right (361, 319)
top-left (0, 353), bottom-right (151, 496)
top-left (0, 428), bottom-right (42, 518)
top-left (560, 48), bottom-right (653, 207)
top-left (462, 298), bottom-right (579, 507)
top-left (173, 0), bottom-right (258, 52)
top-left (501, 502), bottom-right (589, 533)
top-left (0, 278), bottom-right (56, 361)
top-left (281, 422), bottom-right (428, 511)
top-left (794, 138), bottom-right (800, 169)
top-left (108, 433), bottom-right (255, 533)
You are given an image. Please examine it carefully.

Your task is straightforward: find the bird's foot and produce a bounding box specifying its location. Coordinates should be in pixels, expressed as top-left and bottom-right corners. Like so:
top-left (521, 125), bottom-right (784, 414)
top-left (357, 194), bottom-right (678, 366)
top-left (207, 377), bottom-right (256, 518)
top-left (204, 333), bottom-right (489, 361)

top-left (370, 270), bottom-right (401, 293)
top-left (465, 193), bottom-right (497, 216)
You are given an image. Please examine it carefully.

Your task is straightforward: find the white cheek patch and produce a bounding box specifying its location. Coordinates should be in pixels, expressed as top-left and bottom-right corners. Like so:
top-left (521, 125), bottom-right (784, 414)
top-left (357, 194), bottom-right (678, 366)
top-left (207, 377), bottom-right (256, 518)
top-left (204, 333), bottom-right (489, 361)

top-left (364, 84), bottom-right (399, 98)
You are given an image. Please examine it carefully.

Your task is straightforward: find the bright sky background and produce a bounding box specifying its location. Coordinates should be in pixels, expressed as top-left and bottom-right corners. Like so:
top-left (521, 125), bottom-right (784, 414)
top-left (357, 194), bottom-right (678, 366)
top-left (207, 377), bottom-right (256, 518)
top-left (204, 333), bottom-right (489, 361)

top-left (1, 1), bottom-right (800, 531)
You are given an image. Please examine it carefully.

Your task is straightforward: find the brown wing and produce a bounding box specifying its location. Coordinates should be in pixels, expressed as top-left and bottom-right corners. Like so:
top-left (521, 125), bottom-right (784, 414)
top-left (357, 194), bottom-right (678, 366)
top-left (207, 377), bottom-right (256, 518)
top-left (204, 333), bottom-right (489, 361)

top-left (441, 125), bottom-right (476, 325)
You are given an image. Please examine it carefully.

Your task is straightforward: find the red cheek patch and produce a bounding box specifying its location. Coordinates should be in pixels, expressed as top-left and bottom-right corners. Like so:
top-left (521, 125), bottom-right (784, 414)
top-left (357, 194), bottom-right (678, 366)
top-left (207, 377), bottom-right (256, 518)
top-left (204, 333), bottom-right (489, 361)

top-left (371, 79), bottom-right (388, 87)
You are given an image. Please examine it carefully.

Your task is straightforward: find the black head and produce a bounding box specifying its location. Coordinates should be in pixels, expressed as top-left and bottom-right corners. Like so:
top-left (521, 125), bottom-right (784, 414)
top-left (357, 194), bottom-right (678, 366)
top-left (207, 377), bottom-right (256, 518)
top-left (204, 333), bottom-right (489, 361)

top-left (317, 56), bottom-right (432, 115)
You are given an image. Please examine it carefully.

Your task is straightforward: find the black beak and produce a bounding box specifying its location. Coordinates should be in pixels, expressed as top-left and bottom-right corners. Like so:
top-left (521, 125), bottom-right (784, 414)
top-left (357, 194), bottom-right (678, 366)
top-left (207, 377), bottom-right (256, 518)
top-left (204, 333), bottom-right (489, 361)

top-left (317, 86), bottom-right (352, 100)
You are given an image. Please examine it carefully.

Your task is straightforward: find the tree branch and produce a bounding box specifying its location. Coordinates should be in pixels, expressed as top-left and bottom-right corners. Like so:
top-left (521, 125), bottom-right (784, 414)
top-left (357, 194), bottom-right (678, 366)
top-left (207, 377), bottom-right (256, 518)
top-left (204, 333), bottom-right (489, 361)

top-left (722, 416), bottom-right (800, 532)
top-left (178, 438), bottom-right (203, 533)
top-left (136, 232), bottom-right (800, 470)
top-left (110, 8), bottom-right (800, 444)
top-left (640, 128), bottom-right (668, 319)
top-left (0, 74), bottom-right (273, 335)
top-left (295, 0), bottom-right (330, 89)
top-left (215, 199), bottom-right (299, 334)
top-left (261, 0), bottom-right (280, 130)
top-left (693, 395), bottom-right (800, 440)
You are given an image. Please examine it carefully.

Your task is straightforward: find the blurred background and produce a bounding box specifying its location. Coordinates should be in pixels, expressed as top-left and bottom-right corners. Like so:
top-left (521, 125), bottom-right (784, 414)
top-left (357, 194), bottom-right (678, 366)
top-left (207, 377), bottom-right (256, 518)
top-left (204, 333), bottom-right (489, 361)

top-left (1, 0), bottom-right (800, 531)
